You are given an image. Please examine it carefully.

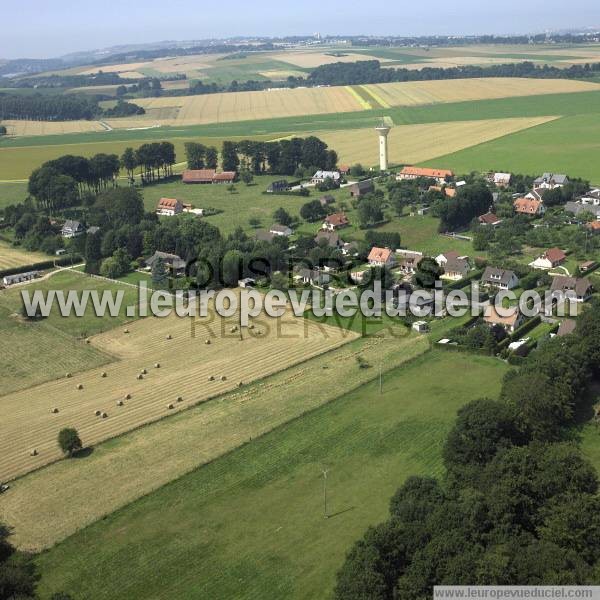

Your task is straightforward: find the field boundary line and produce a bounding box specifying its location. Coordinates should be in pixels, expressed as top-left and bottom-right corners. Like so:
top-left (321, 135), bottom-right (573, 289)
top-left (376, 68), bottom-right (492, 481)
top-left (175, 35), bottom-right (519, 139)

top-left (345, 85), bottom-right (372, 110)
top-left (359, 85), bottom-right (391, 109)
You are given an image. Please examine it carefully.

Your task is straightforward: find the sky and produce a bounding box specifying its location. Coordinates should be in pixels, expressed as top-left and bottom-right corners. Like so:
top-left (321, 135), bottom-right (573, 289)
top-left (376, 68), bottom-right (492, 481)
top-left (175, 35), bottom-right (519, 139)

top-left (2, 0), bottom-right (600, 59)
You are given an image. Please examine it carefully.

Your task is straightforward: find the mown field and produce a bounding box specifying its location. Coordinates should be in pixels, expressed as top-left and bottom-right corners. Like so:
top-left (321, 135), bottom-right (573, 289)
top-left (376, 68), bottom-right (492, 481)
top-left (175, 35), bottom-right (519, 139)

top-left (421, 113), bottom-right (600, 184)
top-left (34, 350), bottom-right (507, 600)
top-left (0, 181), bottom-right (28, 208)
top-left (0, 240), bottom-right (49, 269)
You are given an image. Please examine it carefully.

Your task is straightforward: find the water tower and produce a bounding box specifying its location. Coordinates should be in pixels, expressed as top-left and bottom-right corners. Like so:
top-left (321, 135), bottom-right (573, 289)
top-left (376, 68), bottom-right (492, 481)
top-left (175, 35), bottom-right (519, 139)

top-left (375, 121), bottom-right (391, 171)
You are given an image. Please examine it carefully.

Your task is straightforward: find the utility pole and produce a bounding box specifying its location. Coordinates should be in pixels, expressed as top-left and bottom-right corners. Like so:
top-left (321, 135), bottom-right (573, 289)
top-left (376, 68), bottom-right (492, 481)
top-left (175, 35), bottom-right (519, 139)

top-left (322, 468), bottom-right (329, 519)
top-left (379, 360), bottom-right (383, 394)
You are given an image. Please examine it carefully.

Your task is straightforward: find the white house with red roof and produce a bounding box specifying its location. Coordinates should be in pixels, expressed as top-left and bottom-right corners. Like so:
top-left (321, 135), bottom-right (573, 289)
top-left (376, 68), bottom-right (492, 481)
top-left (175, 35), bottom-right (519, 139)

top-left (529, 247), bottom-right (567, 270)
top-left (156, 198), bottom-right (184, 216)
top-left (367, 247), bottom-right (395, 267)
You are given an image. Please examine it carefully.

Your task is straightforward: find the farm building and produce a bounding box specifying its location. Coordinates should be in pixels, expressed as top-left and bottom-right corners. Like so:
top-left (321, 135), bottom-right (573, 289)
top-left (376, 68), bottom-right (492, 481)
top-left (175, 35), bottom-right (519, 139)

top-left (514, 197), bottom-right (546, 216)
top-left (156, 198), bottom-right (184, 216)
top-left (2, 270), bottom-right (40, 286)
top-left (322, 213), bottom-right (349, 231)
top-left (529, 247), bottom-right (567, 270)
top-left (483, 305), bottom-right (524, 333)
top-left (493, 172), bottom-right (512, 187)
top-left (550, 276), bottom-right (593, 303)
top-left (266, 180), bottom-right (290, 193)
top-left (534, 173), bottom-right (569, 189)
top-left (269, 224), bottom-right (292, 237)
top-left (481, 267), bottom-right (519, 290)
top-left (145, 251), bottom-right (186, 277)
top-left (367, 247), bottom-right (395, 268)
top-left (412, 321), bottom-right (429, 333)
top-left (61, 220), bottom-right (85, 238)
top-left (397, 166), bottom-right (454, 185)
top-left (565, 201), bottom-right (600, 220)
top-left (311, 170), bottom-right (341, 185)
top-left (580, 261), bottom-right (597, 272)
top-left (578, 189), bottom-right (600, 206)
top-left (182, 170), bottom-right (236, 184)
top-left (348, 180), bottom-right (374, 197)
top-left (478, 212), bottom-right (503, 227)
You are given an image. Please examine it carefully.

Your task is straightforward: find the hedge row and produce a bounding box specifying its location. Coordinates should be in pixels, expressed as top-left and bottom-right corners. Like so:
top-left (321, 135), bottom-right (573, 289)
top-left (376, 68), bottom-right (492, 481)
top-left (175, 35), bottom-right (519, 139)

top-left (0, 254), bottom-right (82, 278)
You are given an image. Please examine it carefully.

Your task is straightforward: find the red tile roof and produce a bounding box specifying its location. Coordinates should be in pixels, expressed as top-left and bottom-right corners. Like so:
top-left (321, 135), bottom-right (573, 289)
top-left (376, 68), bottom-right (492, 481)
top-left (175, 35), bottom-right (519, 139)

top-left (587, 221), bottom-right (600, 231)
top-left (324, 213), bottom-right (349, 227)
top-left (182, 169), bottom-right (216, 183)
top-left (514, 197), bottom-right (543, 214)
top-left (543, 247), bottom-right (566, 264)
top-left (157, 198), bottom-right (181, 209)
top-left (478, 212), bottom-right (501, 225)
top-left (400, 166), bottom-right (454, 179)
top-left (213, 171), bottom-right (236, 182)
top-left (368, 247), bottom-right (393, 263)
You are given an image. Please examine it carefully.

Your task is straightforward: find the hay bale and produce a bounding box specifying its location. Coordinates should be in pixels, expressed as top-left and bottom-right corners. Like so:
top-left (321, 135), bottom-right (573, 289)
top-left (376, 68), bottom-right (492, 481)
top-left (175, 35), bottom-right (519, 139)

top-left (125, 393), bottom-right (132, 400)
top-left (85, 338), bottom-right (91, 344)
top-left (220, 375), bottom-right (227, 381)
top-left (116, 400), bottom-right (124, 407)
top-left (167, 403), bottom-right (174, 410)
top-left (248, 324), bottom-right (255, 330)
top-left (208, 375), bottom-right (215, 381)
top-left (205, 339), bottom-right (211, 345)
top-left (140, 368), bottom-right (147, 375)
top-left (154, 363), bottom-right (160, 369)
top-left (95, 410), bottom-right (101, 416)
top-left (166, 334), bottom-right (172, 340)
top-left (102, 412), bottom-right (108, 419)
top-left (176, 395), bottom-right (183, 402)
top-left (51, 407), bottom-right (59, 414)
top-left (230, 325), bottom-right (238, 333)
top-left (137, 374), bottom-right (144, 380)
top-left (76, 383), bottom-right (83, 390)
top-left (101, 371), bottom-right (107, 378)
top-left (65, 372), bottom-right (72, 378)
top-left (123, 328), bottom-right (130, 334)
top-left (30, 449), bottom-right (38, 457)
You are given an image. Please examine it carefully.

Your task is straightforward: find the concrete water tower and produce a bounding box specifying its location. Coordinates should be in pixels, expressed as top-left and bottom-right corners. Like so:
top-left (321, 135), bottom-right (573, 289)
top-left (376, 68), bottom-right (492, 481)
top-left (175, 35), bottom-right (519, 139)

top-left (375, 121), bottom-right (391, 171)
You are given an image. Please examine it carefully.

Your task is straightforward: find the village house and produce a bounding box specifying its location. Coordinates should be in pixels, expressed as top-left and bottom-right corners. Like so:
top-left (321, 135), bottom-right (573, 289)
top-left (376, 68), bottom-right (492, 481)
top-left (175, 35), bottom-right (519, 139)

top-left (238, 278), bottom-right (256, 288)
top-left (348, 179), bottom-right (374, 197)
top-left (396, 250), bottom-right (423, 275)
top-left (550, 275), bottom-right (593, 303)
top-left (513, 197), bottom-right (546, 216)
top-left (367, 247), bottom-right (395, 268)
top-left (481, 266), bottom-right (519, 290)
top-left (342, 241), bottom-right (359, 256)
top-left (397, 166), bottom-right (454, 185)
top-left (493, 173), bottom-right (512, 188)
top-left (156, 198), bottom-right (184, 216)
top-left (437, 253), bottom-right (471, 281)
top-left (428, 185), bottom-right (456, 198)
top-left (182, 169), bottom-right (236, 184)
top-left (311, 170), bottom-right (341, 185)
top-left (145, 251), bottom-right (186, 277)
top-left (565, 201), bottom-right (600, 221)
top-left (478, 212), bottom-right (503, 227)
top-left (266, 180), bottom-right (290, 193)
top-left (61, 219), bottom-right (85, 238)
top-left (314, 230), bottom-right (343, 249)
top-left (578, 189), bottom-right (600, 206)
top-left (338, 164), bottom-right (350, 176)
top-left (322, 213), bottom-right (349, 231)
top-left (483, 305), bottom-right (525, 333)
top-left (524, 189), bottom-right (544, 203)
top-left (529, 247), bottom-right (567, 270)
top-left (269, 224), bottom-right (292, 237)
top-left (299, 268), bottom-right (331, 287)
top-left (534, 173), bottom-right (569, 189)
top-left (580, 260), bottom-right (597, 273)
top-left (2, 270), bottom-right (40, 286)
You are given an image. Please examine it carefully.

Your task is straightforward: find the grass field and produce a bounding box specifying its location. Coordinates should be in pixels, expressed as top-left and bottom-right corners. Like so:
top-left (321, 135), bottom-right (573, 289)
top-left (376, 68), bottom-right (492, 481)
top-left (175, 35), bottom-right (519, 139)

top-left (34, 351), bottom-right (507, 600)
top-left (420, 113), bottom-right (600, 184)
top-left (0, 275), bottom-right (355, 482)
top-left (0, 181), bottom-right (28, 207)
top-left (0, 240), bottom-right (49, 270)
top-left (317, 116), bottom-right (557, 168)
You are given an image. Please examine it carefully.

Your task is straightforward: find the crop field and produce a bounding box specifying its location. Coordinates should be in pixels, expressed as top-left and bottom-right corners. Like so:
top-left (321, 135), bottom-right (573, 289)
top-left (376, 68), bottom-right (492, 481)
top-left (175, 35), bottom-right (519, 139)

top-left (317, 116), bottom-right (557, 168)
top-left (1, 326), bottom-right (427, 551)
top-left (1, 119), bottom-right (106, 137)
top-left (0, 290), bottom-right (355, 482)
top-left (0, 241), bottom-right (48, 270)
top-left (131, 85), bottom-right (363, 126)
top-left (34, 351), bottom-right (507, 599)
top-left (365, 77), bottom-right (600, 108)
top-left (421, 113), bottom-right (600, 184)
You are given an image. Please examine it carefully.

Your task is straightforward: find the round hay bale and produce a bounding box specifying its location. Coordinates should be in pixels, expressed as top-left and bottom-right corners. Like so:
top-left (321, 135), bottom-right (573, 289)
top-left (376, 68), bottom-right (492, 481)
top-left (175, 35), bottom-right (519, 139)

top-left (137, 374), bottom-right (144, 380)
top-left (167, 403), bottom-right (174, 410)
top-left (101, 371), bottom-right (107, 378)
top-left (238, 381), bottom-right (243, 387)
top-left (220, 375), bottom-right (227, 381)
top-left (123, 328), bottom-right (130, 334)
top-left (95, 410), bottom-right (101, 416)
top-left (166, 334), bottom-right (172, 340)
top-left (230, 325), bottom-right (238, 333)
top-left (125, 393), bottom-right (132, 400)
top-left (154, 363), bottom-right (160, 369)
top-left (140, 368), bottom-right (147, 375)
top-left (116, 400), bottom-right (124, 407)
top-left (85, 338), bottom-right (91, 344)
top-left (176, 395), bottom-right (183, 402)
top-left (205, 339), bottom-right (211, 345)
top-left (102, 412), bottom-right (108, 419)
top-left (30, 449), bottom-right (38, 457)
top-left (256, 329), bottom-right (262, 336)
top-left (51, 407), bottom-right (59, 414)
top-left (65, 372), bottom-right (72, 378)
top-left (76, 383), bottom-right (83, 390)
top-left (248, 324), bottom-right (255, 330)
top-left (208, 375), bottom-right (215, 381)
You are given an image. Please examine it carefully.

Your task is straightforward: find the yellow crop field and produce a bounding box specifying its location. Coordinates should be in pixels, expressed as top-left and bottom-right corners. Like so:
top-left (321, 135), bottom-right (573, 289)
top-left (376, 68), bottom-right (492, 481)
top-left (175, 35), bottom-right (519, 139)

top-left (0, 304), bottom-right (356, 483)
top-left (1, 327), bottom-right (428, 551)
top-left (317, 116), bottom-right (558, 167)
top-left (364, 77), bottom-right (600, 107)
top-left (271, 51), bottom-right (392, 68)
top-left (0, 241), bottom-right (48, 270)
top-left (132, 86), bottom-right (363, 126)
top-left (2, 119), bottom-right (106, 137)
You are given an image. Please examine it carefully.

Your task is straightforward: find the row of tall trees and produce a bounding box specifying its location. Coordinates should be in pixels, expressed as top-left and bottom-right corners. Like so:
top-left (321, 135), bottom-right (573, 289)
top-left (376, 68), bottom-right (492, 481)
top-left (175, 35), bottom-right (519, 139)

top-left (124, 142), bottom-right (176, 184)
top-left (184, 142), bottom-right (219, 170)
top-left (335, 303), bottom-right (600, 597)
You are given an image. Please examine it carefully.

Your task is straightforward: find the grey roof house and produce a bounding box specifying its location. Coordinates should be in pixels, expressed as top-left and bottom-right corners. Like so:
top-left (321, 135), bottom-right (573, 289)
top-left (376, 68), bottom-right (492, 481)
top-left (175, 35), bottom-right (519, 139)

top-left (550, 276), bottom-right (593, 303)
top-left (481, 267), bottom-right (519, 290)
top-left (299, 269), bottom-right (331, 287)
top-left (534, 173), bottom-right (569, 188)
top-left (348, 180), bottom-right (374, 197)
top-left (61, 220), bottom-right (85, 238)
top-left (145, 251), bottom-right (186, 276)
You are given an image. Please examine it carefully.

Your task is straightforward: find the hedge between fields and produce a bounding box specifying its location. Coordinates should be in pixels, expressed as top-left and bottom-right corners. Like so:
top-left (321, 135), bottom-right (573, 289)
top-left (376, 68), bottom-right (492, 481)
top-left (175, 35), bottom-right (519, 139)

top-left (0, 255), bottom-right (82, 278)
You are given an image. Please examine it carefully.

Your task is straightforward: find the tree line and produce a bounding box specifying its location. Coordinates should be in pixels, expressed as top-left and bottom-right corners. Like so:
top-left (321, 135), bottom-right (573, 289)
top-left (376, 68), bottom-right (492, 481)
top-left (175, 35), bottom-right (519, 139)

top-left (0, 94), bottom-right (144, 121)
top-left (335, 304), bottom-right (600, 597)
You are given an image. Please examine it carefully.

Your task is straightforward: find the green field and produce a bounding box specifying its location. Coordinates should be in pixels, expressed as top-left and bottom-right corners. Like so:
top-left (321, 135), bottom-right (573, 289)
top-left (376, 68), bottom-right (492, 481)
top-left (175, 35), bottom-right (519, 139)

top-left (36, 350), bottom-right (507, 600)
top-left (0, 180), bottom-right (28, 208)
top-left (422, 113), bottom-right (600, 184)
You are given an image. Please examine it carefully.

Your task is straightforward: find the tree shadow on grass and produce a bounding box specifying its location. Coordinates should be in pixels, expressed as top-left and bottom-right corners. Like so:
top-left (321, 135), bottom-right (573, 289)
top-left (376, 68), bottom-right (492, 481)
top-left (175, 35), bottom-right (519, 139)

top-left (72, 447), bottom-right (94, 459)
